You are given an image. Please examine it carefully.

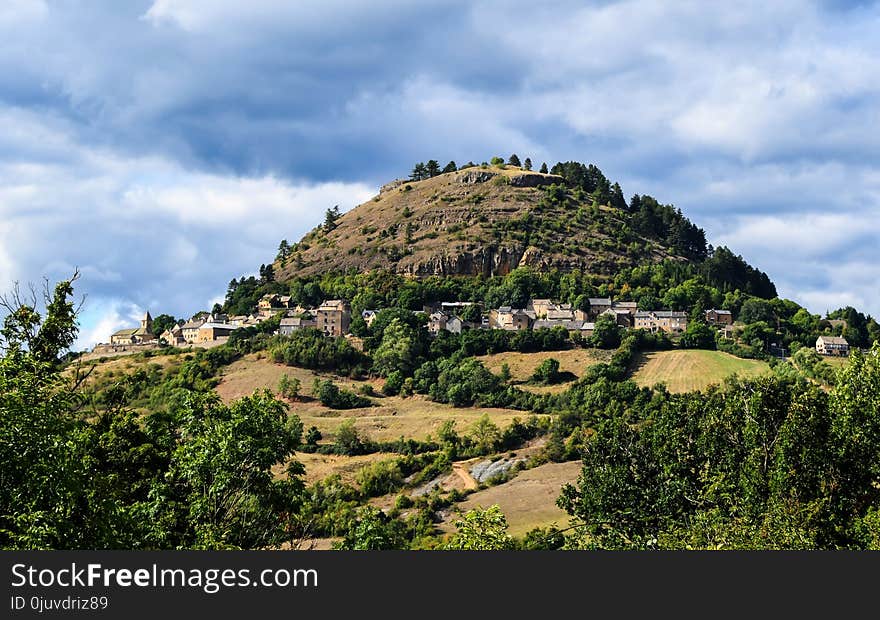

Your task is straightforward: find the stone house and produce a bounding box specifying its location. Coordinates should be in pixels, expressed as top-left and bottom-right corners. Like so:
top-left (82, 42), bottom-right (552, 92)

top-left (489, 307), bottom-right (531, 331)
top-left (601, 307), bottom-right (634, 328)
top-left (181, 318), bottom-right (206, 343)
top-left (706, 309), bottom-right (733, 326)
top-left (634, 310), bottom-right (689, 333)
top-left (316, 299), bottom-right (351, 337)
top-left (280, 316), bottom-right (317, 335)
top-left (587, 298), bottom-right (612, 319)
top-left (160, 324), bottom-right (186, 347)
top-left (428, 312), bottom-right (448, 336)
top-left (816, 335), bottom-right (849, 356)
top-left (196, 322), bottom-right (239, 343)
top-left (361, 310), bottom-right (379, 328)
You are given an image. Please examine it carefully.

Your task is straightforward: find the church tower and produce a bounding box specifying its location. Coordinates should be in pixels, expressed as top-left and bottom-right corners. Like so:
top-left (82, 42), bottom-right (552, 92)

top-left (141, 311), bottom-right (153, 335)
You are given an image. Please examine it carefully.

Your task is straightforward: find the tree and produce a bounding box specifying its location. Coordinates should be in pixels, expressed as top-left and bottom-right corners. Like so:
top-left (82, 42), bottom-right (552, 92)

top-left (258, 263), bottom-right (275, 284)
top-left (334, 418), bottom-right (366, 455)
top-left (323, 205), bottom-right (341, 232)
top-left (508, 154), bottom-right (521, 167)
top-left (490, 156), bottom-right (505, 166)
top-left (458, 303), bottom-right (482, 324)
top-left (532, 358), bottom-right (561, 384)
top-left (442, 506), bottom-right (515, 550)
top-left (740, 298), bottom-right (775, 325)
top-left (164, 390), bottom-right (305, 549)
top-left (539, 162), bottom-right (548, 174)
top-left (680, 321), bottom-right (716, 349)
top-left (442, 161), bottom-right (458, 173)
top-left (610, 182), bottom-right (627, 211)
top-left (278, 374), bottom-right (301, 400)
top-left (335, 507), bottom-right (405, 550)
top-left (470, 413), bottom-right (501, 454)
top-left (410, 162), bottom-right (427, 181)
top-left (151, 313), bottom-right (178, 337)
top-left (372, 318), bottom-right (421, 377)
top-left (405, 222), bottom-right (414, 244)
top-left (523, 158), bottom-right (532, 171)
top-left (277, 239), bottom-right (291, 262)
top-left (425, 160), bottom-right (441, 177)
top-left (591, 314), bottom-right (622, 349)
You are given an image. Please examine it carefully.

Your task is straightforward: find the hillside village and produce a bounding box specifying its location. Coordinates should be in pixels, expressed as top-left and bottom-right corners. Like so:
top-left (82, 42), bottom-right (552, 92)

top-left (94, 291), bottom-right (850, 359)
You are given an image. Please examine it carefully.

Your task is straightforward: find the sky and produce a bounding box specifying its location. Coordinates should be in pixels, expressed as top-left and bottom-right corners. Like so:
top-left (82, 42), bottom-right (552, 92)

top-left (1, 0), bottom-right (879, 349)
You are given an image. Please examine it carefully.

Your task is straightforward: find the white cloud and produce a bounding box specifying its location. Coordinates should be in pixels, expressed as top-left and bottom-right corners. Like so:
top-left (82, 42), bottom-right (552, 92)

top-left (0, 112), bottom-right (373, 348)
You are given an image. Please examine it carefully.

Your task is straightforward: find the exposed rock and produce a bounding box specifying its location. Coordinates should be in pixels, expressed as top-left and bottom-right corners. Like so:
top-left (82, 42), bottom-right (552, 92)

top-left (456, 169), bottom-right (498, 184)
top-left (470, 457), bottom-right (525, 483)
top-left (508, 172), bottom-right (564, 187)
top-left (380, 178), bottom-right (407, 194)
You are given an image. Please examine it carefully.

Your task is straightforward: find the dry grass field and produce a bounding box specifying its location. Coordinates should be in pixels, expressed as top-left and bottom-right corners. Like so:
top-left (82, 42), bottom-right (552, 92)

top-left (631, 349), bottom-right (770, 393)
top-left (215, 353), bottom-right (544, 444)
top-left (475, 348), bottom-right (610, 393)
top-left (439, 460), bottom-right (582, 537)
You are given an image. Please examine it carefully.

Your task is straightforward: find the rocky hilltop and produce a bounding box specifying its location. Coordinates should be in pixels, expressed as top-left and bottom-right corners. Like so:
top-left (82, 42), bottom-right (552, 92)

top-left (276, 165), bottom-right (685, 280)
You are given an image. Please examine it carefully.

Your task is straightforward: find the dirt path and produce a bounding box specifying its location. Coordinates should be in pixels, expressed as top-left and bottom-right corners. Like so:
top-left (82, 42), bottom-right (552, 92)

top-left (452, 461), bottom-right (479, 491)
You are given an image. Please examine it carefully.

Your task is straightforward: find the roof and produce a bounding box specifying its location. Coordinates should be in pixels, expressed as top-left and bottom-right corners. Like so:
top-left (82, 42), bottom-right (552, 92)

top-left (280, 317), bottom-right (315, 326)
top-left (318, 299), bottom-right (348, 311)
top-left (199, 322), bottom-right (239, 331)
top-left (181, 320), bottom-right (205, 329)
top-left (112, 328), bottom-right (137, 337)
top-left (818, 335), bottom-right (848, 345)
top-left (654, 311), bottom-right (688, 318)
top-left (612, 301), bottom-right (638, 308)
top-left (588, 297), bottom-right (611, 305)
top-left (708, 309), bottom-right (732, 315)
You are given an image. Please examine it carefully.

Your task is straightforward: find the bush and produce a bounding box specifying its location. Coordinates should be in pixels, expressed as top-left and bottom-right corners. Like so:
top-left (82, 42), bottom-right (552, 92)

top-left (316, 380), bottom-right (372, 409)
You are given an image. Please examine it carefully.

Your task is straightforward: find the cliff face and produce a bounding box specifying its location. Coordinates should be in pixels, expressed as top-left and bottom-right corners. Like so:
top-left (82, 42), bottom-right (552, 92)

top-left (276, 166), bottom-right (680, 281)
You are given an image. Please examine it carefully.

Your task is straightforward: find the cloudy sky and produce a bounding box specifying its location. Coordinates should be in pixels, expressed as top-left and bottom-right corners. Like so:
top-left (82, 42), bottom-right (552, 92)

top-left (1, 0), bottom-right (879, 348)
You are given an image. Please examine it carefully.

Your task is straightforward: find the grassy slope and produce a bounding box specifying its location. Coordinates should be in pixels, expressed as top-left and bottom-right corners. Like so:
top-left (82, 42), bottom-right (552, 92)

top-left (277, 165), bottom-right (677, 279)
top-left (439, 461), bottom-right (582, 537)
top-left (631, 349), bottom-right (770, 393)
top-left (215, 352), bottom-right (542, 444)
top-left (475, 348), bottom-right (611, 394)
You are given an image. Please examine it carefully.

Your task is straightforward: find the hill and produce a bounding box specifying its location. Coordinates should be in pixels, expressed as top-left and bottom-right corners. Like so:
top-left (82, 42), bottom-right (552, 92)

top-left (277, 164), bottom-right (695, 280)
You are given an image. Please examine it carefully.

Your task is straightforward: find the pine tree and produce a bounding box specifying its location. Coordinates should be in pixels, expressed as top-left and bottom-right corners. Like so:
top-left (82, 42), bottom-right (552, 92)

top-left (610, 183), bottom-right (627, 211)
top-left (442, 161), bottom-right (458, 173)
top-left (324, 205), bottom-right (341, 232)
top-left (539, 162), bottom-right (548, 174)
top-left (523, 158), bottom-right (532, 171)
top-left (425, 160), bottom-right (441, 177)
top-left (508, 154), bottom-right (521, 167)
top-left (410, 162), bottom-right (427, 181)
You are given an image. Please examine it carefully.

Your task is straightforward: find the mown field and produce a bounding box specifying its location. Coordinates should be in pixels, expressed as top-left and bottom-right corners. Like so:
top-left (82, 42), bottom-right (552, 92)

top-left (438, 461), bottom-right (582, 537)
top-left (630, 349), bottom-right (771, 393)
top-left (475, 348), bottom-right (611, 393)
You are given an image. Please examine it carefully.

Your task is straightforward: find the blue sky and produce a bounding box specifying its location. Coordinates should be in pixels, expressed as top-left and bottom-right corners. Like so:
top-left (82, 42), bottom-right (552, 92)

top-left (1, 0), bottom-right (879, 348)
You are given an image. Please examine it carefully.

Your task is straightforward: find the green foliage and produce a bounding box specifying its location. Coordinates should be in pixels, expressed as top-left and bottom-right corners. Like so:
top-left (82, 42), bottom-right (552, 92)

top-left (335, 507), bottom-right (407, 550)
top-left (590, 314), bottom-right (623, 349)
top-left (680, 321), bottom-right (716, 349)
top-left (314, 379), bottom-right (372, 410)
top-left (531, 358), bottom-right (562, 384)
top-left (560, 345), bottom-right (880, 549)
top-left (490, 156), bottom-right (505, 166)
top-left (278, 374), bottom-right (301, 400)
top-left (334, 419), bottom-right (367, 456)
top-left (269, 328), bottom-right (367, 376)
top-left (442, 506), bottom-right (515, 550)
